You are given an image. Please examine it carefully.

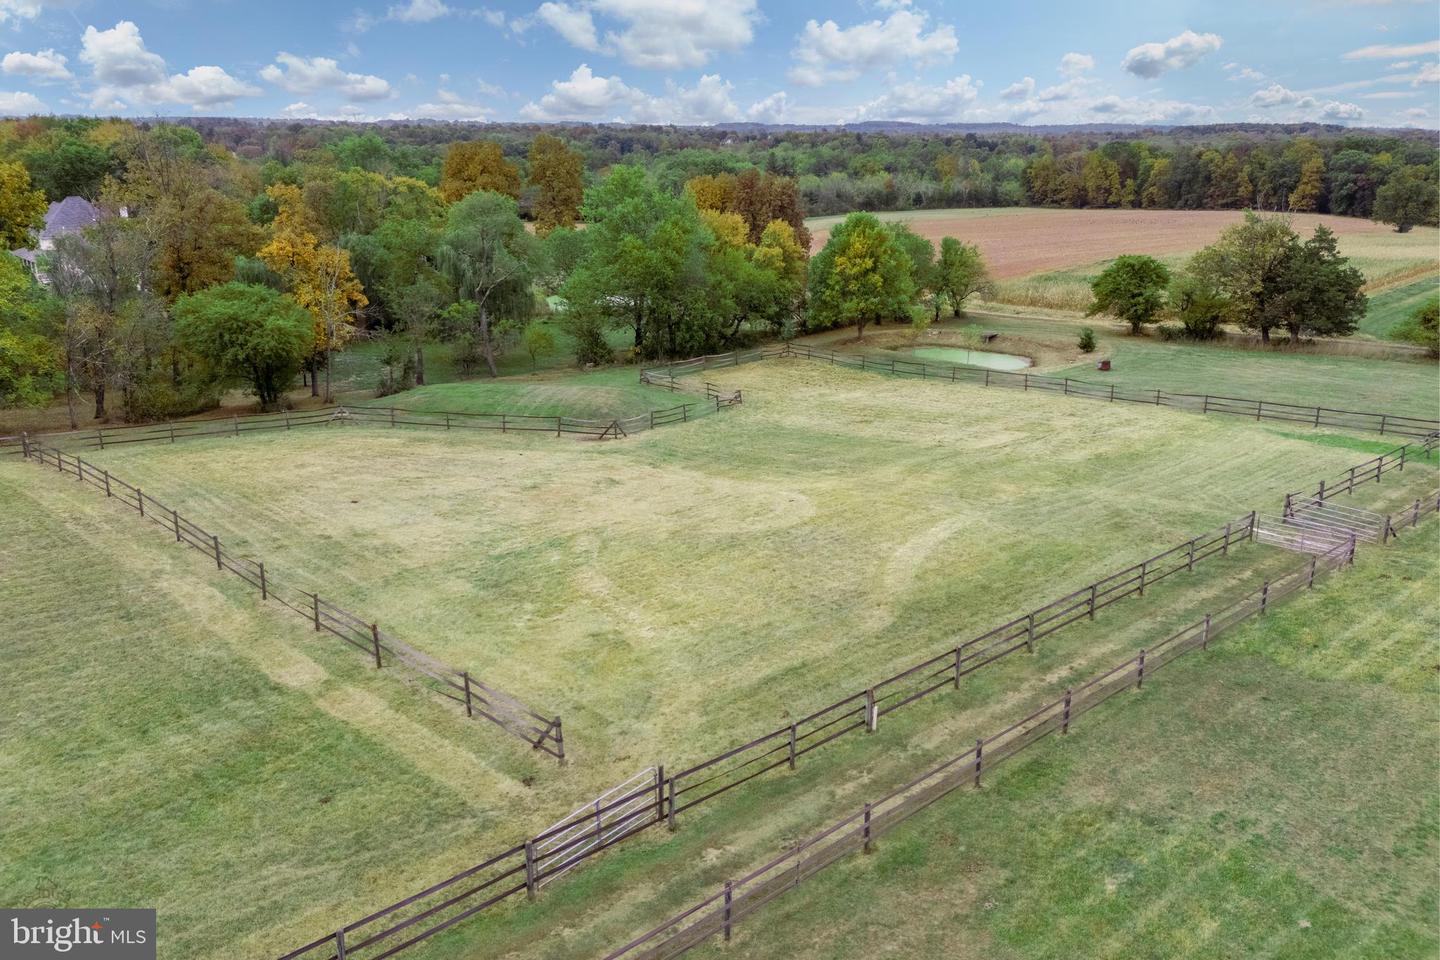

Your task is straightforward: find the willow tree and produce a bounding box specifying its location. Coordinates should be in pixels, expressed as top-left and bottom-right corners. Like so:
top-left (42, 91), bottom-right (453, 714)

top-left (435, 191), bottom-right (541, 377)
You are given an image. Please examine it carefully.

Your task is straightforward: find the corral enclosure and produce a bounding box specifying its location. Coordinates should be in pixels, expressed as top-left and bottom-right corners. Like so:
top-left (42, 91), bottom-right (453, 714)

top-left (5, 358), bottom-right (1440, 960)
top-left (66, 361), bottom-right (1416, 775)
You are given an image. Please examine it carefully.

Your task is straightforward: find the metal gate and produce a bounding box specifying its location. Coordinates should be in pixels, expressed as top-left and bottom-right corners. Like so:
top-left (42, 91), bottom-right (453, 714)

top-left (533, 767), bottom-right (661, 887)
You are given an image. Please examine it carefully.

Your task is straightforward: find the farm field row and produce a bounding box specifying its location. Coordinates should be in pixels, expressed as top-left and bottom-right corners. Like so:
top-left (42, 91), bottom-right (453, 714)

top-left (805, 207), bottom-right (1439, 340)
top-left (6, 360), bottom-right (1438, 958)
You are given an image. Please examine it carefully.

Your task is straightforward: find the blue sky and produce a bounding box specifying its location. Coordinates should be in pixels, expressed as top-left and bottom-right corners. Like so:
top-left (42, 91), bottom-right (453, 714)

top-left (0, 0), bottom-right (1436, 128)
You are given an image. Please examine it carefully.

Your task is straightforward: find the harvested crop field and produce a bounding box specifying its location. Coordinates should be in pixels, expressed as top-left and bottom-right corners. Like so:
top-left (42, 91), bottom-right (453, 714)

top-left (805, 207), bottom-right (1438, 282)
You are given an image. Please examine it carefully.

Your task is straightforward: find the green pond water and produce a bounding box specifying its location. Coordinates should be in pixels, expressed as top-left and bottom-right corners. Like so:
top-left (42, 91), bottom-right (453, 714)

top-left (908, 346), bottom-right (1032, 371)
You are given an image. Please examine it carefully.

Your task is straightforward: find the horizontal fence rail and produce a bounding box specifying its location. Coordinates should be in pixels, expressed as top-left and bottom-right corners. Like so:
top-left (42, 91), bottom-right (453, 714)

top-left (18, 437), bottom-right (563, 761)
top-left (274, 513), bottom-right (1260, 960)
top-left (1284, 433), bottom-right (1440, 507)
top-left (604, 531), bottom-right (1382, 960)
top-left (643, 343), bottom-right (1440, 440)
top-left (0, 386), bottom-right (750, 457)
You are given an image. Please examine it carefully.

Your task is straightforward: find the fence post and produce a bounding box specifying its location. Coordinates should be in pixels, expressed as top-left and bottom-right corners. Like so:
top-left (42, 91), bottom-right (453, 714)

top-left (212, 534), bottom-right (222, 570)
top-left (1414, 499), bottom-right (1422, 527)
top-left (1379, 414), bottom-right (1387, 436)
top-left (97, 429), bottom-right (105, 451)
top-left (1313, 406), bottom-right (1321, 428)
top-left (654, 766), bottom-right (665, 821)
top-left (1383, 516), bottom-right (1395, 544)
top-left (170, 424), bottom-right (176, 444)
top-left (1399, 445), bottom-right (1406, 472)
top-left (1348, 466), bottom-right (1356, 494)
top-left (19, 433), bottom-right (28, 458)
top-left (788, 723), bottom-right (798, 770)
top-left (462, 671), bottom-right (472, 717)
top-left (553, 719), bottom-right (565, 764)
top-left (862, 803), bottom-right (874, 853)
top-left (973, 738), bottom-right (984, 787)
top-left (667, 775), bottom-right (678, 831)
top-left (723, 880), bottom-right (734, 941)
top-left (173, 508), bottom-right (181, 542)
top-left (1202, 614), bottom-right (1211, 650)
top-left (1318, 478), bottom-right (1326, 503)
top-left (1201, 395), bottom-right (1209, 414)
top-left (1154, 389), bottom-right (1161, 406)
top-left (1222, 522), bottom-right (1231, 555)
top-left (335, 928), bottom-right (347, 960)
top-left (1256, 401), bottom-right (1263, 421)
top-left (1109, 384), bottom-right (1116, 403)
top-left (556, 416), bottom-right (562, 437)
top-left (370, 624), bottom-right (383, 668)
top-left (1248, 511), bottom-right (1257, 541)
top-left (1187, 538), bottom-right (1196, 572)
top-left (1063, 378), bottom-right (1070, 396)
top-left (953, 646), bottom-right (963, 688)
top-left (1307, 555), bottom-right (1317, 589)
top-left (1138, 560), bottom-right (1147, 597)
top-left (1283, 493), bottom-right (1293, 519)
top-left (259, 563), bottom-right (267, 601)
top-left (1025, 612), bottom-right (1035, 652)
top-left (1061, 689), bottom-right (1072, 733)
top-left (103, 470), bottom-right (111, 497)
top-left (284, 410), bottom-right (291, 430)
top-left (1260, 581), bottom-right (1270, 614)
top-left (1089, 582), bottom-right (1097, 620)
top-left (864, 688), bottom-right (877, 732)
top-left (1136, 649), bottom-right (1146, 689)
top-left (524, 840), bottom-right (538, 899)
top-left (312, 593), bottom-right (320, 631)
top-left (1348, 533), bottom-right (1357, 566)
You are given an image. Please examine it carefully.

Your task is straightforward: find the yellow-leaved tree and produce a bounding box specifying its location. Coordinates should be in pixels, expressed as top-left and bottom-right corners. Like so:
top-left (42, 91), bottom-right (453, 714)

top-left (0, 160), bottom-right (47, 250)
top-left (258, 184), bottom-right (367, 403)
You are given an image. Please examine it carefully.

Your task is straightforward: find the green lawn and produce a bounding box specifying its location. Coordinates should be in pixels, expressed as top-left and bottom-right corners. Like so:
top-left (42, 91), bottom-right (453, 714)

top-left (4, 359), bottom-right (1436, 960)
top-left (1360, 274), bottom-right (1439, 340)
top-left (685, 526), bottom-right (1440, 960)
top-left (356, 367), bottom-right (687, 420)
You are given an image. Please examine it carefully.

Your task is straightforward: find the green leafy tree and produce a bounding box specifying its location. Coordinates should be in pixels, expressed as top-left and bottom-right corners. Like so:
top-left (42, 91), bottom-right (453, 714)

top-left (1268, 224), bottom-right (1366, 343)
top-left (0, 160), bottom-right (48, 249)
top-left (887, 223), bottom-right (939, 320)
top-left (1373, 166), bottom-right (1439, 233)
top-left (521, 321), bottom-right (557, 370)
top-left (1077, 327), bottom-right (1096, 352)
top-left (807, 212), bottom-right (915, 338)
top-left (1390, 299), bottom-right (1438, 358)
top-left (1167, 272), bottom-right (1228, 341)
top-left (935, 237), bottom-right (992, 317)
top-left (1086, 255), bottom-right (1171, 335)
top-left (1186, 212), bottom-right (1296, 343)
top-left (174, 282), bottom-right (315, 410)
top-left (0, 255), bottom-right (59, 407)
top-left (436, 191), bottom-right (541, 376)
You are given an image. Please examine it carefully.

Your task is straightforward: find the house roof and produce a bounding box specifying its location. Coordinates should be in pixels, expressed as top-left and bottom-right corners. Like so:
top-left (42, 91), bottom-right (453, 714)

top-left (40, 196), bottom-right (100, 242)
top-left (9, 195), bottom-right (100, 265)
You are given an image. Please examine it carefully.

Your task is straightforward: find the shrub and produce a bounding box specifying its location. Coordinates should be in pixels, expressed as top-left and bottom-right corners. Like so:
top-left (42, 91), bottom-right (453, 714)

top-left (1390, 299), bottom-right (1439, 358)
top-left (1155, 323), bottom-right (1184, 342)
top-left (1077, 327), bottom-right (1097, 353)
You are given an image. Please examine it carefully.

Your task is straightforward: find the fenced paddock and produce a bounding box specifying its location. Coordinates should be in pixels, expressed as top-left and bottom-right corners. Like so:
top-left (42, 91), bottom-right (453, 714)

top-left (604, 532), bottom-right (1375, 960)
top-left (18, 437), bottom-right (564, 760)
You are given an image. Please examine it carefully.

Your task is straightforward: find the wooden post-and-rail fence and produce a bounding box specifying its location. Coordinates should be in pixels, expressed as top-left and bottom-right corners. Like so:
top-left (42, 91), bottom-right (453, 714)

top-left (18, 436), bottom-right (563, 761)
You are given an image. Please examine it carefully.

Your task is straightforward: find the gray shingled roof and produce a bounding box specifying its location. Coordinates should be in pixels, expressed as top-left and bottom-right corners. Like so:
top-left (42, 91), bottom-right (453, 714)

top-left (40, 196), bottom-right (100, 241)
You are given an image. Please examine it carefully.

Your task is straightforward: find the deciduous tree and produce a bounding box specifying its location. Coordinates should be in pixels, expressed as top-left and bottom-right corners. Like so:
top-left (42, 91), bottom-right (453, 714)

top-left (439, 141), bottom-right (520, 203)
top-left (1373, 165), bottom-right (1438, 233)
top-left (1086, 255), bottom-right (1171, 335)
top-left (435, 191), bottom-right (540, 376)
top-left (934, 237), bottom-right (991, 318)
top-left (807, 212), bottom-right (914, 338)
top-left (528, 134), bottom-right (584, 236)
top-left (0, 160), bottom-right (47, 249)
top-left (174, 282), bottom-right (315, 409)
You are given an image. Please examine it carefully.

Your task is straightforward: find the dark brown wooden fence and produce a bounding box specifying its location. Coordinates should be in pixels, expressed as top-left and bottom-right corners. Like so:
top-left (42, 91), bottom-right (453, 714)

top-left (1283, 433), bottom-right (1440, 508)
top-left (0, 391), bottom-right (737, 458)
top-left (18, 437), bottom-right (564, 760)
top-left (604, 530), bottom-right (1377, 960)
top-left (272, 514), bottom-right (1261, 960)
top-left (643, 343), bottom-right (1440, 440)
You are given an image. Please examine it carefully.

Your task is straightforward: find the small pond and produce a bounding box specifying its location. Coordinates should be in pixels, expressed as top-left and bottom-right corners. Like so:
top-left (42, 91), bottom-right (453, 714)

top-left (907, 346), bottom-right (1032, 372)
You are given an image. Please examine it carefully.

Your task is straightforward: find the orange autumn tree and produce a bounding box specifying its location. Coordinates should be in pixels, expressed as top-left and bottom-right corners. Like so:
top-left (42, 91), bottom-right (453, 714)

top-left (258, 184), bottom-right (367, 402)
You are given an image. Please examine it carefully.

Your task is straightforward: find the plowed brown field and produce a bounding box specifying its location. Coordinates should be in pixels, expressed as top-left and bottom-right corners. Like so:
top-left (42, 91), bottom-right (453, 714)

top-left (805, 208), bottom-right (1408, 279)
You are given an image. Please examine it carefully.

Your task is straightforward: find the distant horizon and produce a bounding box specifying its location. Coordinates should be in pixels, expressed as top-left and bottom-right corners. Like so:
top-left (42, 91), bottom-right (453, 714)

top-left (0, 2), bottom-right (1435, 129)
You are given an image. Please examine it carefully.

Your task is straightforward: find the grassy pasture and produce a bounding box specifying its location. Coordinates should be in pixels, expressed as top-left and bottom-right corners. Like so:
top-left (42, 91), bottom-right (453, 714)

top-left (4, 360), bottom-right (1437, 960)
top-left (356, 367), bottom-right (687, 420)
top-left (1360, 274), bottom-right (1439, 340)
top-left (682, 526), bottom-right (1440, 960)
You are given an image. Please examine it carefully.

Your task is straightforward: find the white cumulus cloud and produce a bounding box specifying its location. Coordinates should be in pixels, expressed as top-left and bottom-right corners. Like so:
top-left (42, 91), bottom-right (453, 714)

top-left (2, 48), bottom-right (70, 82)
top-left (520, 63), bottom-right (644, 120)
top-left (1248, 83), bottom-right (1315, 109)
top-left (1000, 77), bottom-right (1034, 101)
top-left (520, 64), bottom-right (750, 124)
top-left (853, 75), bottom-right (979, 122)
top-left (1059, 52), bottom-right (1094, 77)
top-left (80, 21), bottom-right (259, 110)
top-left (1121, 29), bottom-right (1223, 78)
top-left (789, 10), bottom-right (957, 86)
top-left (0, 89), bottom-right (45, 114)
top-left (1321, 100), bottom-right (1363, 121)
top-left (535, 0), bottom-right (758, 70)
top-left (0, 0), bottom-right (42, 26)
top-left (261, 52), bottom-right (392, 101)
